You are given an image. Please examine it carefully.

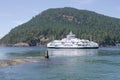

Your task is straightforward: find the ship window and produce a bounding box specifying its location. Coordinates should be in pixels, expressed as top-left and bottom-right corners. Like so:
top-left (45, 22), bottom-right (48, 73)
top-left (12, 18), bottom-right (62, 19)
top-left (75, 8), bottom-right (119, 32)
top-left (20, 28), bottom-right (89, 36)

top-left (78, 44), bottom-right (81, 46)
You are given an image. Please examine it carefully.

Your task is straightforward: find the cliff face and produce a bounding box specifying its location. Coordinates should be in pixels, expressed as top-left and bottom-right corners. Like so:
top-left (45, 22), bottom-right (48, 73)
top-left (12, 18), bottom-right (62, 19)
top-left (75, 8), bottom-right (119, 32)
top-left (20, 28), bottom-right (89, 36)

top-left (0, 7), bottom-right (120, 46)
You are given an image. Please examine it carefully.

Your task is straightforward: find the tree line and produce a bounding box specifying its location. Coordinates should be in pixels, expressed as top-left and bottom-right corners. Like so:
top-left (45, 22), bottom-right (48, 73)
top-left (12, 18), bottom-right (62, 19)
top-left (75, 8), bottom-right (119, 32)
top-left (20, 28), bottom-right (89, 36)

top-left (0, 7), bottom-right (120, 46)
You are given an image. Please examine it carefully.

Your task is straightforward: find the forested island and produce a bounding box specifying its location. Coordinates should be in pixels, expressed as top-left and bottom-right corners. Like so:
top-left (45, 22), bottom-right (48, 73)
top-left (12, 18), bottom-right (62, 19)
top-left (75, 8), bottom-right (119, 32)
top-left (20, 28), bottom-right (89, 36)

top-left (0, 7), bottom-right (120, 46)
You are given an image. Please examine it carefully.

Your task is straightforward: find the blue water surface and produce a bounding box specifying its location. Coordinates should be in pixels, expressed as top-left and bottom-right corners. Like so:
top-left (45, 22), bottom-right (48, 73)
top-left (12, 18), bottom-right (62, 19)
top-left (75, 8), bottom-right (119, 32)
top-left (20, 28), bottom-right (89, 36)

top-left (0, 46), bottom-right (120, 80)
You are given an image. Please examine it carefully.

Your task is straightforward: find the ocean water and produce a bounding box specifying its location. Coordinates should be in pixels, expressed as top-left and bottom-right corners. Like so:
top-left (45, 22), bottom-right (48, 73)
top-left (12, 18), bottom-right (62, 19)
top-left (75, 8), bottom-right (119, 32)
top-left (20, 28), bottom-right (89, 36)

top-left (0, 46), bottom-right (120, 80)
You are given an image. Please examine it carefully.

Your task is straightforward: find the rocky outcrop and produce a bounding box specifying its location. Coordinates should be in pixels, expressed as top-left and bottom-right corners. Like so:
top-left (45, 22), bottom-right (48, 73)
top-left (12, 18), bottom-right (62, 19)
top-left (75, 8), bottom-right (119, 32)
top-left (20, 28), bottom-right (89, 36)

top-left (116, 43), bottom-right (120, 46)
top-left (0, 58), bottom-right (47, 66)
top-left (13, 42), bottom-right (29, 47)
top-left (0, 44), bottom-right (13, 47)
top-left (62, 15), bottom-right (81, 24)
top-left (62, 15), bottom-right (74, 21)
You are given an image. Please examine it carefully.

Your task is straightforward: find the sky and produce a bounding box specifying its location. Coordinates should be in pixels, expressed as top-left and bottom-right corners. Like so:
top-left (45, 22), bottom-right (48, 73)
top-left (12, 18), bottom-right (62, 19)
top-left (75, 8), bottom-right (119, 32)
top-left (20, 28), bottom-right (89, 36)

top-left (0, 0), bottom-right (120, 39)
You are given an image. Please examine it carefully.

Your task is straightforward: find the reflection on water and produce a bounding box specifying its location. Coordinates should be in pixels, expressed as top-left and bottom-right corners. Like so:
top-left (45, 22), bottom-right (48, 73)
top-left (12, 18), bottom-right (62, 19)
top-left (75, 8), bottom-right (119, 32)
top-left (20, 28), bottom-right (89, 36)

top-left (48, 49), bottom-right (98, 57)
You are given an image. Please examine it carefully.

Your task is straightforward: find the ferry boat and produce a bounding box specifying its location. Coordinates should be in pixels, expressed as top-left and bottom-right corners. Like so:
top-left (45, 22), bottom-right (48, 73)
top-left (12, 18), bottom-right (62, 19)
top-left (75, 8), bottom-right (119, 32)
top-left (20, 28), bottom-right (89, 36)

top-left (47, 31), bottom-right (99, 49)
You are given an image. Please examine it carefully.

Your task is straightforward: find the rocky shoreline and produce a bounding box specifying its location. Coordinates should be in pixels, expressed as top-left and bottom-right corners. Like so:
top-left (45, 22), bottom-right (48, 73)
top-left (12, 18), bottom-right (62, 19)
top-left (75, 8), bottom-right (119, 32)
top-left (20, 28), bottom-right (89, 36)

top-left (0, 42), bottom-right (47, 47)
top-left (0, 58), bottom-right (48, 67)
top-left (0, 42), bottom-right (30, 47)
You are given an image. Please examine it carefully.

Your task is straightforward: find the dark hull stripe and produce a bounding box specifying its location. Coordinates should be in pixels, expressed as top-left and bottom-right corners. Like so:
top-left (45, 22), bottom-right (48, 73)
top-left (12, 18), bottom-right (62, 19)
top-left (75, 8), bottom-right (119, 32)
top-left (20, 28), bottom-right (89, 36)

top-left (47, 47), bottom-right (99, 49)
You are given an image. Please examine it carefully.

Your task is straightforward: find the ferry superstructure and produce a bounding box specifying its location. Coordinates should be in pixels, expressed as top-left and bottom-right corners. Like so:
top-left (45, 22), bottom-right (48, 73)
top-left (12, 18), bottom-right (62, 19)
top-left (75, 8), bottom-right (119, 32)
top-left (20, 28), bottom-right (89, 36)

top-left (47, 31), bottom-right (99, 49)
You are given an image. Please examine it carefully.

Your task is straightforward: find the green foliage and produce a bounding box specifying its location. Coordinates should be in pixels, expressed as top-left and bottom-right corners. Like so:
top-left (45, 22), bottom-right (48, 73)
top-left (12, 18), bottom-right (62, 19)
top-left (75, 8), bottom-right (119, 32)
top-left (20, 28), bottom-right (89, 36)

top-left (0, 7), bottom-right (120, 46)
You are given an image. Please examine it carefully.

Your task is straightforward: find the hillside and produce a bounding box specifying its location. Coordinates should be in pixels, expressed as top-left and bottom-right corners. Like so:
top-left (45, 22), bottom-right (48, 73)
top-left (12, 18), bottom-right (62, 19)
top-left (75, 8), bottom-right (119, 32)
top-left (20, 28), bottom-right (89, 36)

top-left (0, 7), bottom-right (120, 46)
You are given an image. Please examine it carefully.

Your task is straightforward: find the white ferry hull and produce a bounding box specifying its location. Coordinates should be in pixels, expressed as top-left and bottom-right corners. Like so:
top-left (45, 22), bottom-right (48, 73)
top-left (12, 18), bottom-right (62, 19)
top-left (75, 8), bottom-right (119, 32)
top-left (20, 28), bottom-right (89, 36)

top-left (47, 31), bottom-right (99, 49)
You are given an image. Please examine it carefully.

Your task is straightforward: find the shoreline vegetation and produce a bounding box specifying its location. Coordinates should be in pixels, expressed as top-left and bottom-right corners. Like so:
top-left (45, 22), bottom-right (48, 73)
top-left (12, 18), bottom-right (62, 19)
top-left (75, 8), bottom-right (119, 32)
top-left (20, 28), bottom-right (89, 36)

top-left (0, 58), bottom-right (48, 67)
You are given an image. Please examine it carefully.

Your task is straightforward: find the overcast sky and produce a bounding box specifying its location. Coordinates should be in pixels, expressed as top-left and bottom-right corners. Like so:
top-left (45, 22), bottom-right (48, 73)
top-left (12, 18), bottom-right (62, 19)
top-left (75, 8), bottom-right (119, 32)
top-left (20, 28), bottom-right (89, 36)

top-left (0, 0), bottom-right (120, 39)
